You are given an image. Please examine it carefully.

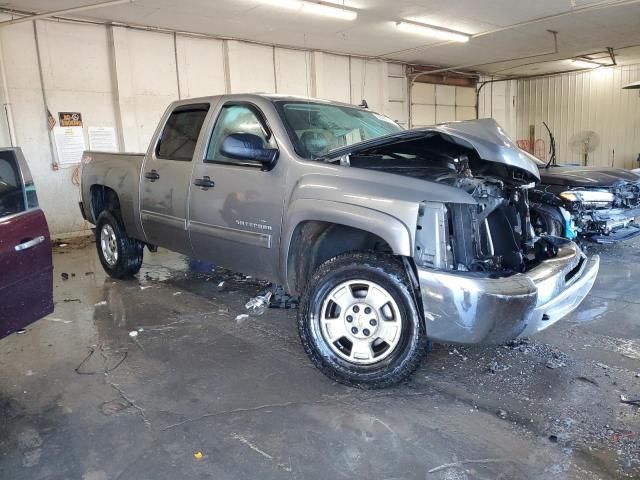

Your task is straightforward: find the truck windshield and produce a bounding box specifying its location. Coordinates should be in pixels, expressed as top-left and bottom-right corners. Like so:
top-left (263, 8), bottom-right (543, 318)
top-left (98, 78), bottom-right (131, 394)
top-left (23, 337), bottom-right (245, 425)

top-left (276, 101), bottom-right (402, 159)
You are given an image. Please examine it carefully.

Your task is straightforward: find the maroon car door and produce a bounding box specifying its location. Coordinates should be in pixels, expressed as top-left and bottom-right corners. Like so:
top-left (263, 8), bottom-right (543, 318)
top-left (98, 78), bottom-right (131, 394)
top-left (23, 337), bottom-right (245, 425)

top-left (0, 148), bottom-right (53, 339)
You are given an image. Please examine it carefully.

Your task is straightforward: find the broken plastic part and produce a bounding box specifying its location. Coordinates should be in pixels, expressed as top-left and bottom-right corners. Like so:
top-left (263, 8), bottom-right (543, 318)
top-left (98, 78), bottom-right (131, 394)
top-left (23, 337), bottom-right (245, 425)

top-left (245, 292), bottom-right (273, 316)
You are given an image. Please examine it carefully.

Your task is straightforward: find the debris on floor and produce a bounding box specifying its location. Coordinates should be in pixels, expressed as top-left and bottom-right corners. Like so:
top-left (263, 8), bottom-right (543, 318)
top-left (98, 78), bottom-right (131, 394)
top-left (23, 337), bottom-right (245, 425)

top-left (245, 292), bottom-right (273, 315)
top-left (235, 314), bottom-right (250, 323)
top-left (193, 451), bottom-right (204, 461)
top-left (129, 330), bottom-right (139, 338)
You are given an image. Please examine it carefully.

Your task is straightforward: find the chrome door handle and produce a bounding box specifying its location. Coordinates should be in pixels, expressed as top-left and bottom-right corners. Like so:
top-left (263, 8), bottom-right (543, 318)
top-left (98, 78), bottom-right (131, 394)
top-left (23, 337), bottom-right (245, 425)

top-left (15, 236), bottom-right (45, 252)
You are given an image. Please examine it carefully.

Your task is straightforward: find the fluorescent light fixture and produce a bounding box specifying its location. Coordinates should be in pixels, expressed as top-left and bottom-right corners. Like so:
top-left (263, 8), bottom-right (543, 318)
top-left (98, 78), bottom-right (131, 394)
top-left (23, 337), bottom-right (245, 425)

top-left (571, 59), bottom-right (601, 69)
top-left (396, 21), bottom-right (470, 43)
top-left (258, 0), bottom-right (357, 20)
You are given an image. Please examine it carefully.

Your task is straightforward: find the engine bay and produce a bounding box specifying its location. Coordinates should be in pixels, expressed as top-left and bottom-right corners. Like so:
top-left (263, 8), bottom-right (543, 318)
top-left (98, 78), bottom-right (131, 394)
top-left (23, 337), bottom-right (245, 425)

top-left (338, 134), bottom-right (561, 274)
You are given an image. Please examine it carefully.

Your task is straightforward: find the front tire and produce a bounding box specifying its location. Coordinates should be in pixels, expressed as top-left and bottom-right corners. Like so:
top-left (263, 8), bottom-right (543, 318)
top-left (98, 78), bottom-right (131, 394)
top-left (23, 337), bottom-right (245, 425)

top-left (298, 252), bottom-right (426, 388)
top-left (96, 210), bottom-right (144, 279)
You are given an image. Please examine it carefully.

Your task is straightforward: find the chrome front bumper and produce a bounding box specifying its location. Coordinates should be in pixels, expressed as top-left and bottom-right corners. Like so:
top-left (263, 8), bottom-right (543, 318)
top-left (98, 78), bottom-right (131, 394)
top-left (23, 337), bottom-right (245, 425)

top-left (417, 242), bottom-right (600, 344)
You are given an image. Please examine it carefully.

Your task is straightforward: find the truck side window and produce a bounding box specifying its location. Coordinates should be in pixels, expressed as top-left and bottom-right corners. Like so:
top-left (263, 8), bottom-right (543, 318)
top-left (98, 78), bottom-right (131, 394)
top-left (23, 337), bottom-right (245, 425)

top-left (205, 104), bottom-right (270, 165)
top-left (0, 155), bottom-right (26, 218)
top-left (156, 103), bottom-right (210, 161)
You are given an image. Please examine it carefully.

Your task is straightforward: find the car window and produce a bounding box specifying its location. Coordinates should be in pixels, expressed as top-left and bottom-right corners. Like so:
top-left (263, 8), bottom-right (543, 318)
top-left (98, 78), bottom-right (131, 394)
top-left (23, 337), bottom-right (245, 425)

top-left (0, 155), bottom-right (26, 218)
top-left (205, 104), bottom-right (270, 165)
top-left (156, 103), bottom-right (210, 161)
top-left (276, 101), bottom-right (402, 159)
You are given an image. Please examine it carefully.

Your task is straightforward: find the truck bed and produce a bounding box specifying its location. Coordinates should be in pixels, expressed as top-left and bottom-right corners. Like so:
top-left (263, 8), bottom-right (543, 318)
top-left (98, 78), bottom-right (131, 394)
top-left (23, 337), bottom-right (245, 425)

top-left (81, 150), bottom-right (146, 241)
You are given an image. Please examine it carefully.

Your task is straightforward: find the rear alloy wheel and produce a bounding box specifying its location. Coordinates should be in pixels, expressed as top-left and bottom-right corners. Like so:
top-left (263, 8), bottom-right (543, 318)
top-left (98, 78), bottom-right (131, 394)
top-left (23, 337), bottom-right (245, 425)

top-left (298, 252), bottom-right (426, 388)
top-left (96, 210), bottom-right (144, 279)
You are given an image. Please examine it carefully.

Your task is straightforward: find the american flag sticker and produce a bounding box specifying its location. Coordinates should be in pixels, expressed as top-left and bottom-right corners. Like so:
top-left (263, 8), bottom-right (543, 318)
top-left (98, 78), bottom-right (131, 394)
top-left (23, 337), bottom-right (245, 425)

top-left (47, 109), bottom-right (56, 130)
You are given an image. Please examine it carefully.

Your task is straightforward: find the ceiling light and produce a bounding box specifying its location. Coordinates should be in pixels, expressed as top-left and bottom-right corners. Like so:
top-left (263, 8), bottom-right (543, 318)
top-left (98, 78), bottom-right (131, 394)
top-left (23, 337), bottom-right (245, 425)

top-left (571, 59), bottom-right (602, 69)
top-left (258, 0), bottom-right (357, 20)
top-left (396, 21), bottom-right (470, 43)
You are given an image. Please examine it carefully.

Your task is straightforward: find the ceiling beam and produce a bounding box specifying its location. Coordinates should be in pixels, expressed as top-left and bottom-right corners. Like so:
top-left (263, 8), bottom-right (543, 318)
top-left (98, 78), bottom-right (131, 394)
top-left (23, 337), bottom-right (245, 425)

top-left (0, 0), bottom-right (134, 27)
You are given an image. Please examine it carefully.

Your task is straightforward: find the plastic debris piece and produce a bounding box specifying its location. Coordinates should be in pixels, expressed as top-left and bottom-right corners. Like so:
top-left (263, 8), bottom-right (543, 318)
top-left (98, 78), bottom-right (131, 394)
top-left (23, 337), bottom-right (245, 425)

top-left (140, 285), bottom-right (151, 290)
top-left (235, 314), bottom-right (249, 323)
top-left (47, 318), bottom-right (72, 324)
top-left (245, 292), bottom-right (273, 316)
top-left (94, 301), bottom-right (107, 306)
top-left (218, 281), bottom-right (225, 288)
top-left (16, 329), bottom-right (26, 334)
top-left (129, 330), bottom-right (138, 338)
top-left (58, 243), bottom-right (68, 247)
top-left (173, 291), bottom-right (182, 296)
top-left (61, 272), bottom-right (69, 280)
top-left (193, 451), bottom-right (204, 460)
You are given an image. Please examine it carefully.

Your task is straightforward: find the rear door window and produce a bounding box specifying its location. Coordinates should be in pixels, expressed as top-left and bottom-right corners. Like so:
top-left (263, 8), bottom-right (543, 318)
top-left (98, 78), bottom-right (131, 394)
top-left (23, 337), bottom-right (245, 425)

top-left (156, 103), bottom-right (210, 161)
top-left (0, 155), bottom-right (25, 218)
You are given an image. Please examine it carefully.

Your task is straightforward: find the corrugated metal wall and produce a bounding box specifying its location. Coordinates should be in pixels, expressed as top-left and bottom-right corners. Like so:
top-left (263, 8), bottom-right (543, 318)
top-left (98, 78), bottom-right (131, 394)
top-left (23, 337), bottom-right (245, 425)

top-left (516, 65), bottom-right (640, 169)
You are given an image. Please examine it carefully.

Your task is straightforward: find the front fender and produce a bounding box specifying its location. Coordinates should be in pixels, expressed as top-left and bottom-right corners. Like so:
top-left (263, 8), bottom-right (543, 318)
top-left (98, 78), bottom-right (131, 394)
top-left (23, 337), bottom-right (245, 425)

top-left (281, 198), bottom-right (415, 289)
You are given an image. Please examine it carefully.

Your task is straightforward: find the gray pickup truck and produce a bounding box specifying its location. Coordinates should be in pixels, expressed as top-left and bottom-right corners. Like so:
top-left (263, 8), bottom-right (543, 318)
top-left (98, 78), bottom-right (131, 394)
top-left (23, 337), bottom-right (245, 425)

top-left (80, 94), bottom-right (599, 388)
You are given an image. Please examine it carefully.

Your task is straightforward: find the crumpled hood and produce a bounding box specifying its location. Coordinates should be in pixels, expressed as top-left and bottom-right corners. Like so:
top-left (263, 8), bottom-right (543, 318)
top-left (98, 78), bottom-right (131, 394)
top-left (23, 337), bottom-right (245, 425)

top-left (324, 118), bottom-right (541, 182)
top-left (538, 165), bottom-right (640, 187)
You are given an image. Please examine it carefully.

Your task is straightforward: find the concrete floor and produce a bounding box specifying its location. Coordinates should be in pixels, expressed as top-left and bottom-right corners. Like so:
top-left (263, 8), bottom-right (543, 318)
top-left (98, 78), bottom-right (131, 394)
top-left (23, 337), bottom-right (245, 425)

top-left (0, 239), bottom-right (639, 480)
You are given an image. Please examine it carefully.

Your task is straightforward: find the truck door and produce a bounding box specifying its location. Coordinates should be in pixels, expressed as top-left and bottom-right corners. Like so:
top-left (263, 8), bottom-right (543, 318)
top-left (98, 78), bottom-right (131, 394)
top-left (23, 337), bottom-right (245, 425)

top-left (188, 102), bottom-right (285, 281)
top-left (0, 148), bottom-right (53, 339)
top-left (140, 103), bottom-right (210, 255)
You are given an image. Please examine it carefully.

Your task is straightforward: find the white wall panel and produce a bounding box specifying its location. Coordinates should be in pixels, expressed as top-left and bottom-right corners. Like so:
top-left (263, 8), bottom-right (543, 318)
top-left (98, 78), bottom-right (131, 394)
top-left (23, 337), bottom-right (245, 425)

top-left (314, 52), bottom-right (350, 103)
top-left (412, 104), bottom-right (435, 127)
top-left (35, 21), bottom-right (117, 234)
top-left (112, 28), bottom-right (179, 153)
top-left (456, 106), bottom-right (476, 121)
top-left (350, 59), bottom-right (387, 115)
top-left (412, 83), bottom-right (435, 104)
top-left (176, 36), bottom-right (226, 99)
top-left (274, 48), bottom-right (311, 96)
top-left (478, 79), bottom-right (517, 138)
top-left (516, 66), bottom-right (640, 168)
top-left (435, 85), bottom-right (456, 106)
top-left (436, 105), bottom-right (456, 123)
top-left (456, 87), bottom-right (476, 107)
top-left (228, 41), bottom-right (275, 94)
top-left (411, 83), bottom-right (477, 127)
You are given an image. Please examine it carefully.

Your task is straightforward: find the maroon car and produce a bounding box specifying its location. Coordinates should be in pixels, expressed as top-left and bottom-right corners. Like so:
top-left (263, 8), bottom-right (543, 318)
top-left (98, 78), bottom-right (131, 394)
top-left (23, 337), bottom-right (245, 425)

top-left (0, 147), bottom-right (53, 339)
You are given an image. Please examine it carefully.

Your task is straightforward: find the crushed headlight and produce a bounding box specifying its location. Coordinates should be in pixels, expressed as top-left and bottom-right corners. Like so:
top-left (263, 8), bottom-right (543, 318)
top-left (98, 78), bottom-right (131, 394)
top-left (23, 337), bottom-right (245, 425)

top-left (560, 190), bottom-right (615, 207)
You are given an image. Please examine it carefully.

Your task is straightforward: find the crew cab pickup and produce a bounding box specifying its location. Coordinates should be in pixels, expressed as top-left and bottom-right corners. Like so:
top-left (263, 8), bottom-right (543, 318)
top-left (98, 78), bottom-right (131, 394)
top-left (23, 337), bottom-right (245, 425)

top-left (80, 94), bottom-right (599, 388)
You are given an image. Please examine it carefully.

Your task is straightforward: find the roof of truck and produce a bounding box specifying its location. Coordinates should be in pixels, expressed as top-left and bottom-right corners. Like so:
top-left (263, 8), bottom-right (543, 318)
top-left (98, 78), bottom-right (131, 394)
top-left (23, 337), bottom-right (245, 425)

top-left (173, 93), bottom-right (366, 110)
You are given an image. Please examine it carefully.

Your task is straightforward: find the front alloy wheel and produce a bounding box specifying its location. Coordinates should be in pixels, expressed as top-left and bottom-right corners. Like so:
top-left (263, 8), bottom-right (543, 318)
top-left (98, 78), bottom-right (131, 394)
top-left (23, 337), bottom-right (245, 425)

top-left (320, 280), bottom-right (403, 365)
top-left (298, 252), bottom-right (427, 389)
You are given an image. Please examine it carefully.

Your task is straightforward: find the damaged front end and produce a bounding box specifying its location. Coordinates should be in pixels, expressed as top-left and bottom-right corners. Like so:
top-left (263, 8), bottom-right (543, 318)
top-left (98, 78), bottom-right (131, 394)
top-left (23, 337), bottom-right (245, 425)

top-left (558, 181), bottom-right (640, 243)
top-left (325, 119), bottom-right (599, 344)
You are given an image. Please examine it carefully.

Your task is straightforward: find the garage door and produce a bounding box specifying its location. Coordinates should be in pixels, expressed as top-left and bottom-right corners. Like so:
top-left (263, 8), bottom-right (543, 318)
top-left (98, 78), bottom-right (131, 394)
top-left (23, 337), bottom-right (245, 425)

top-left (410, 84), bottom-right (477, 127)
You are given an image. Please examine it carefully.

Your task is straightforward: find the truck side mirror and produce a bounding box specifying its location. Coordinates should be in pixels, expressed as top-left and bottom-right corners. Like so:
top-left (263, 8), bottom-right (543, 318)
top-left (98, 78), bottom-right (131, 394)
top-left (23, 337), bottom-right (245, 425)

top-left (220, 133), bottom-right (278, 171)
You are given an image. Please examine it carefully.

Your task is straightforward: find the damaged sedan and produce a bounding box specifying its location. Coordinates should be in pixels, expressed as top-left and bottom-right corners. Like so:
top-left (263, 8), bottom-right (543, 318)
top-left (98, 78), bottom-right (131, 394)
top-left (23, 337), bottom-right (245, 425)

top-left (530, 161), bottom-right (640, 243)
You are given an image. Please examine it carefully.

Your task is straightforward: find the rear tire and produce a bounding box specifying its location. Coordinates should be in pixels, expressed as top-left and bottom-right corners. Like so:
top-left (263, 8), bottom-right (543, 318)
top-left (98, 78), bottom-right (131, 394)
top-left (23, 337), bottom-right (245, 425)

top-left (96, 210), bottom-right (144, 279)
top-left (298, 252), bottom-right (426, 389)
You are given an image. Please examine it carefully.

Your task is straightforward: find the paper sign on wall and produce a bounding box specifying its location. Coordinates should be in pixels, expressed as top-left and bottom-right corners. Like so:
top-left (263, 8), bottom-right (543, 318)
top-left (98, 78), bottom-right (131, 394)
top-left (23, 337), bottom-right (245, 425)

top-left (54, 126), bottom-right (86, 165)
top-left (88, 126), bottom-right (118, 152)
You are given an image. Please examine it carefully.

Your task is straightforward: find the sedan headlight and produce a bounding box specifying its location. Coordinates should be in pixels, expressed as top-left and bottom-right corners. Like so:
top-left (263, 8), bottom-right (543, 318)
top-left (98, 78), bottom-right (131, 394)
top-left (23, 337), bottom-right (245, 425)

top-left (560, 190), bottom-right (614, 207)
